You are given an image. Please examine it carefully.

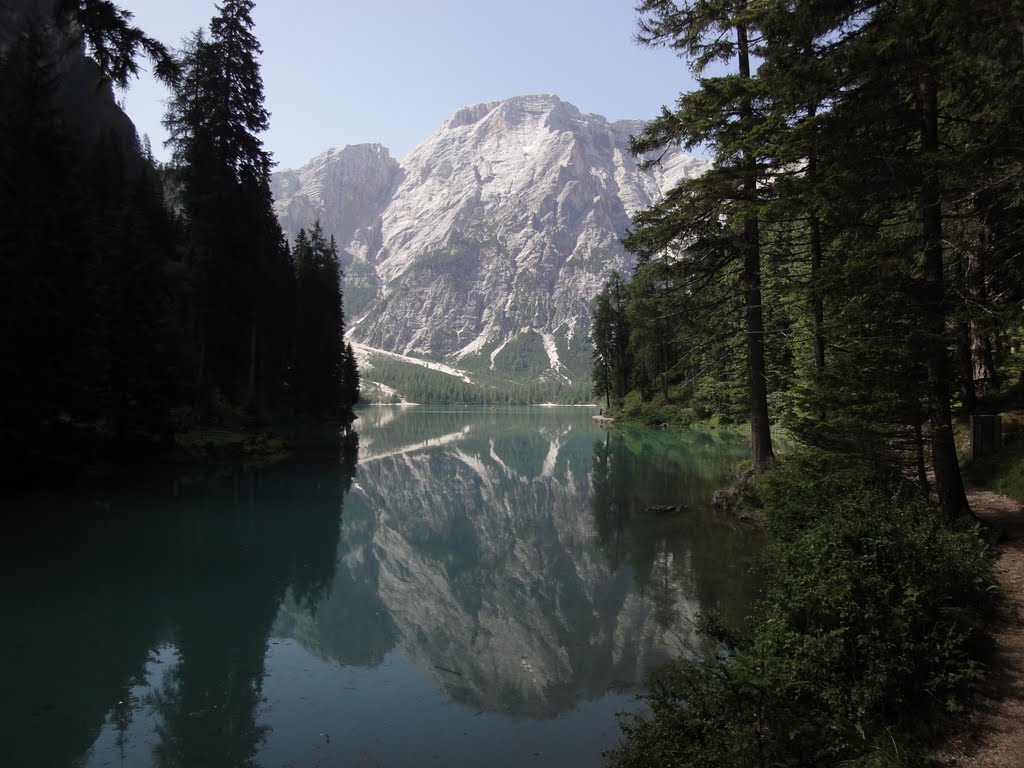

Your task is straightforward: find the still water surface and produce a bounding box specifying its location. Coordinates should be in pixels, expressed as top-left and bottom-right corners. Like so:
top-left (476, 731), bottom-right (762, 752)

top-left (1, 407), bottom-right (762, 768)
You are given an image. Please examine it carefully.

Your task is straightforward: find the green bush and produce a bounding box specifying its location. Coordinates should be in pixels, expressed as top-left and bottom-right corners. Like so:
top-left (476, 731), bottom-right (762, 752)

top-left (608, 450), bottom-right (996, 768)
top-left (966, 436), bottom-right (1024, 503)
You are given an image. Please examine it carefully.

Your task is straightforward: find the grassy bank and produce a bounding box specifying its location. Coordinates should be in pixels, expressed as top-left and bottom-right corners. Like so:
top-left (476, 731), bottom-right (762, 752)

top-left (963, 409), bottom-right (1024, 503)
top-left (608, 449), bottom-right (996, 768)
top-left (603, 387), bottom-right (747, 429)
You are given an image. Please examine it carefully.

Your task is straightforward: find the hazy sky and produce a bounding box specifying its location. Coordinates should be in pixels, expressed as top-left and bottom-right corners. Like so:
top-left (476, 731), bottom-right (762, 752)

top-left (118, 1), bottom-right (698, 170)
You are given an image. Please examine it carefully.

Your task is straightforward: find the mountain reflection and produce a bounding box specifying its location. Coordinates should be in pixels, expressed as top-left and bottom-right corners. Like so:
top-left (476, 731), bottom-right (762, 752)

top-left (0, 439), bottom-right (357, 768)
top-left (0, 411), bottom-right (762, 767)
top-left (273, 408), bottom-right (762, 719)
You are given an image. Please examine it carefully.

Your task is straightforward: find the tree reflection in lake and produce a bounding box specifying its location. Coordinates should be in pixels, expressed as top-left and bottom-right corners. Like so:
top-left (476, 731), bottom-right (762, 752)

top-left (272, 409), bottom-right (763, 723)
top-left (590, 428), bottom-right (764, 634)
top-left (0, 409), bottom-right (763, 768)
top-left (0, 436), bottom-right (356, 768)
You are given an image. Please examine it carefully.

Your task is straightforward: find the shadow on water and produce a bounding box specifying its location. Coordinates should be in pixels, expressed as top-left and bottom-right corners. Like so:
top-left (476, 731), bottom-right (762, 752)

top-left (0, 433), bottom-right (358, 768)
top-left (590, 428), bottom-right (765, 633)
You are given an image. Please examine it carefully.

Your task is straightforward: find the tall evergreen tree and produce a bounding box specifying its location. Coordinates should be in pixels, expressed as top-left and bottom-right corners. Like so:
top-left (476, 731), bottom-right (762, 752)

top-left (340, 342), bottom-right (361, 412)
top-left (629, 0), bottom-right (775, 472)
top-left (756, 0), bottom-right (1000, 515)
top-left (0, 27), bottom-right (89, 470)
top-left (0, 16), bottom-right (190, 478)
top-left (591, 273), bottom-right (633, 409)
top-left (292, 222), bottom-right (351, 419)
top-left (164, 0), bottom-right (292, 415)
top-left (52, 0), bottom-right (178, 87)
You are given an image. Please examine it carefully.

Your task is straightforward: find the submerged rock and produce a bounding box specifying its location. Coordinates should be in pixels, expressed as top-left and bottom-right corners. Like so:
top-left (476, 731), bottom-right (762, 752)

top-left (645, 504), bottom-right (687, 516)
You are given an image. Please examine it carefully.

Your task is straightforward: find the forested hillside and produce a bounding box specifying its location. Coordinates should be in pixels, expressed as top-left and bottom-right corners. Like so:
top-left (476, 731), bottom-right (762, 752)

top-left (0, 0), bottom-right (358, 484)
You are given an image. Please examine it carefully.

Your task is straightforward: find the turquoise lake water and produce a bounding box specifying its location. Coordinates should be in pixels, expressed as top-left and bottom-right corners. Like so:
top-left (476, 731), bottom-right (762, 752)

top-left (0, 406), bottom-right (762, 767)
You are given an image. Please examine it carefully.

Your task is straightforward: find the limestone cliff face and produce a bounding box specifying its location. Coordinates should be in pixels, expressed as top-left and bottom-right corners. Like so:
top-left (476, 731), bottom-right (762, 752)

top-left (273, 143), bottom-right (399, 259)
top-left (270, 96), bottom-right (706, 391)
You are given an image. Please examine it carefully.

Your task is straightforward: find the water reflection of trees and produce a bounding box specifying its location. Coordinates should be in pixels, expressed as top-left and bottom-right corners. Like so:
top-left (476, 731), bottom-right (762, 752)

top-left (0, 413), bottom-right (766, 766)
top-left (275, 412), bottom-right (763, 720)
top-left (590, 429), bottom-right (764, 632)
top-left (0, 439), bottom-right (357, 768)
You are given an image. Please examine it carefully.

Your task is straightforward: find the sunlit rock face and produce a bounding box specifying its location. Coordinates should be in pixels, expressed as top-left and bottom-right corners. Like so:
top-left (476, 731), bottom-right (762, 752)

top-left (270, 95), bottom-right (706, 387)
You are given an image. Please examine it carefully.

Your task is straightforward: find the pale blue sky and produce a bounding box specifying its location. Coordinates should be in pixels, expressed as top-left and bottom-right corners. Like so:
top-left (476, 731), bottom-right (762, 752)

top-left (119, 0), bottom-right (697, 170)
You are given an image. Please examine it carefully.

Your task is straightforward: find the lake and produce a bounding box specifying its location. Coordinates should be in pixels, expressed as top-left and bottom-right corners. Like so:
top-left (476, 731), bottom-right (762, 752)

top-left (0, 407), bottom-right (763, 768)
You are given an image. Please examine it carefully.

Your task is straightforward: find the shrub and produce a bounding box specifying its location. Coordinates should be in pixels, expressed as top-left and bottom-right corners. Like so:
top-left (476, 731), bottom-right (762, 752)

top-left (966, 435), bottom-right (1024, 503)
top-left (607, 450), bottom-right (996, 768)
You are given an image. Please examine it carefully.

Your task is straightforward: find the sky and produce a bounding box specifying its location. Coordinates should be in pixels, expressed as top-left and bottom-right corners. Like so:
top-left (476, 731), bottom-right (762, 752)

top-left (118, 0), bottom-right (699, 170)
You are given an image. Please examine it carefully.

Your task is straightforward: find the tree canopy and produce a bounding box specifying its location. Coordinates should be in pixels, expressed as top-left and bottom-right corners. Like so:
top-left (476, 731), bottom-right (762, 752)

top-left (0, 0), bottom-right (359, 484)
top-left (596, 0), bottom-right (1024, 515)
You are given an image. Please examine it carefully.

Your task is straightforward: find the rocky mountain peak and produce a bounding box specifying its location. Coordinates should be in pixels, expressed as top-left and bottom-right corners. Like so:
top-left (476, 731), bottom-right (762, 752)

top-left (270, 96), bottom-right (708, 402)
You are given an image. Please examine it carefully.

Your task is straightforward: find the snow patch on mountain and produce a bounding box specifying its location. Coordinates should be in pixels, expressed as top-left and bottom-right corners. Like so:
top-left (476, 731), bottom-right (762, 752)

top-left (352, 341), bottom-right (475, 384)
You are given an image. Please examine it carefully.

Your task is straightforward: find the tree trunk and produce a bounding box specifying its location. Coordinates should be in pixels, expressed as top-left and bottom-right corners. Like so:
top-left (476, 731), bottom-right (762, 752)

top-left (915, 421), bottom-right (929, 499)
top-left (194, 330), bottom-right (209, 424)
top-left (738, 22), bottom-right (774, 474)
top-left (964, 251), bottom-right (996, 388)
top-left (805, 95), bottom-right (826, 420)
top-left (660, 337), bottom-right (669, 401)
top-left (971, 321), bottom-right (995, 387)
top-left (809, 211), bottom-right (826, 422)
top-left (918, 71), bottom-right (969, 517)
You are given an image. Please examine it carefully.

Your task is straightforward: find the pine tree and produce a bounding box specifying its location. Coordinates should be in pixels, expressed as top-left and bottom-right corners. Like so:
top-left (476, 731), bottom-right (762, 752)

top-left (293, 222), bottom-right (350, 419)
top-left (758, 0), bottom-right (1008, 514)
top-left (629, 257), bottom-right (678, 402)
top-left (54, 0), bottom-right (180, 87)
top-left (591, 273), bottom-right (633, 409)
top-left (341, 342), bottom-right (361, 412)
top-left (164, 0), bottom-right (292, 416)
top-left (0, 28), bottom-right (92, 469)
top-left (0, 19), bottom-right (190, 476)
top-left (630, 0), bottom-right (775, 472)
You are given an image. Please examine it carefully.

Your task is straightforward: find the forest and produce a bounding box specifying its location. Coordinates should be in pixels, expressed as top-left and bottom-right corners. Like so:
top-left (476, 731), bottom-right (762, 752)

top-left (598, 1), bottom-right (1023, 765)
top-left (0, 0), bottom-right (359, 485)
top-left (592, 0), bottom-right (1022, 513)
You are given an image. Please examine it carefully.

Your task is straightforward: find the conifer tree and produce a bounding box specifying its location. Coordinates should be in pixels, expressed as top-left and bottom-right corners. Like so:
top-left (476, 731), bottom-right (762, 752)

top-left (341, 342), bottom-right (361, 412)
top-left (164, 0), bottom-right (292, 415)
top-left (0, 28), bottom-right (89, 465)
top-left (591, 273), bottom-right (632, 409)
top-left (616, 0), bottom-right (1023, 514)
top-left (54, 0), bottom-right (179, 87)
top-left (629, 0), bottom-right (775, 472)
top-left (293, 222), bottom-right (350, 419)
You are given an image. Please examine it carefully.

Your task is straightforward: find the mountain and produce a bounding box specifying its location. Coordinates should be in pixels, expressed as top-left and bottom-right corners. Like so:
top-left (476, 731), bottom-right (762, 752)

top-left (270, 95), bottom-right (706, 403)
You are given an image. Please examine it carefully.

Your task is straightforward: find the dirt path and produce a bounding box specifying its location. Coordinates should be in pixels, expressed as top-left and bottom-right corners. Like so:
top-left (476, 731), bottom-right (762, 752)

top-left (940, 485), bottom-right (1024, 767)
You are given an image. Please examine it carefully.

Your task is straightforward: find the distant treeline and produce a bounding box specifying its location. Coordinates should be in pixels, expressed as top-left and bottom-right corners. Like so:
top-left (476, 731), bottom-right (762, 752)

top-left (363, 357), bottom-right (592, 406)
top-left (0, 0), bottom-right (358, 481)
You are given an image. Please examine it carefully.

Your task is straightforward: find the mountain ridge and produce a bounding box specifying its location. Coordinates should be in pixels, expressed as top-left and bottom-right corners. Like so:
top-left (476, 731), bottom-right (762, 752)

top-left (270, 95), bottom-right (706, 403)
